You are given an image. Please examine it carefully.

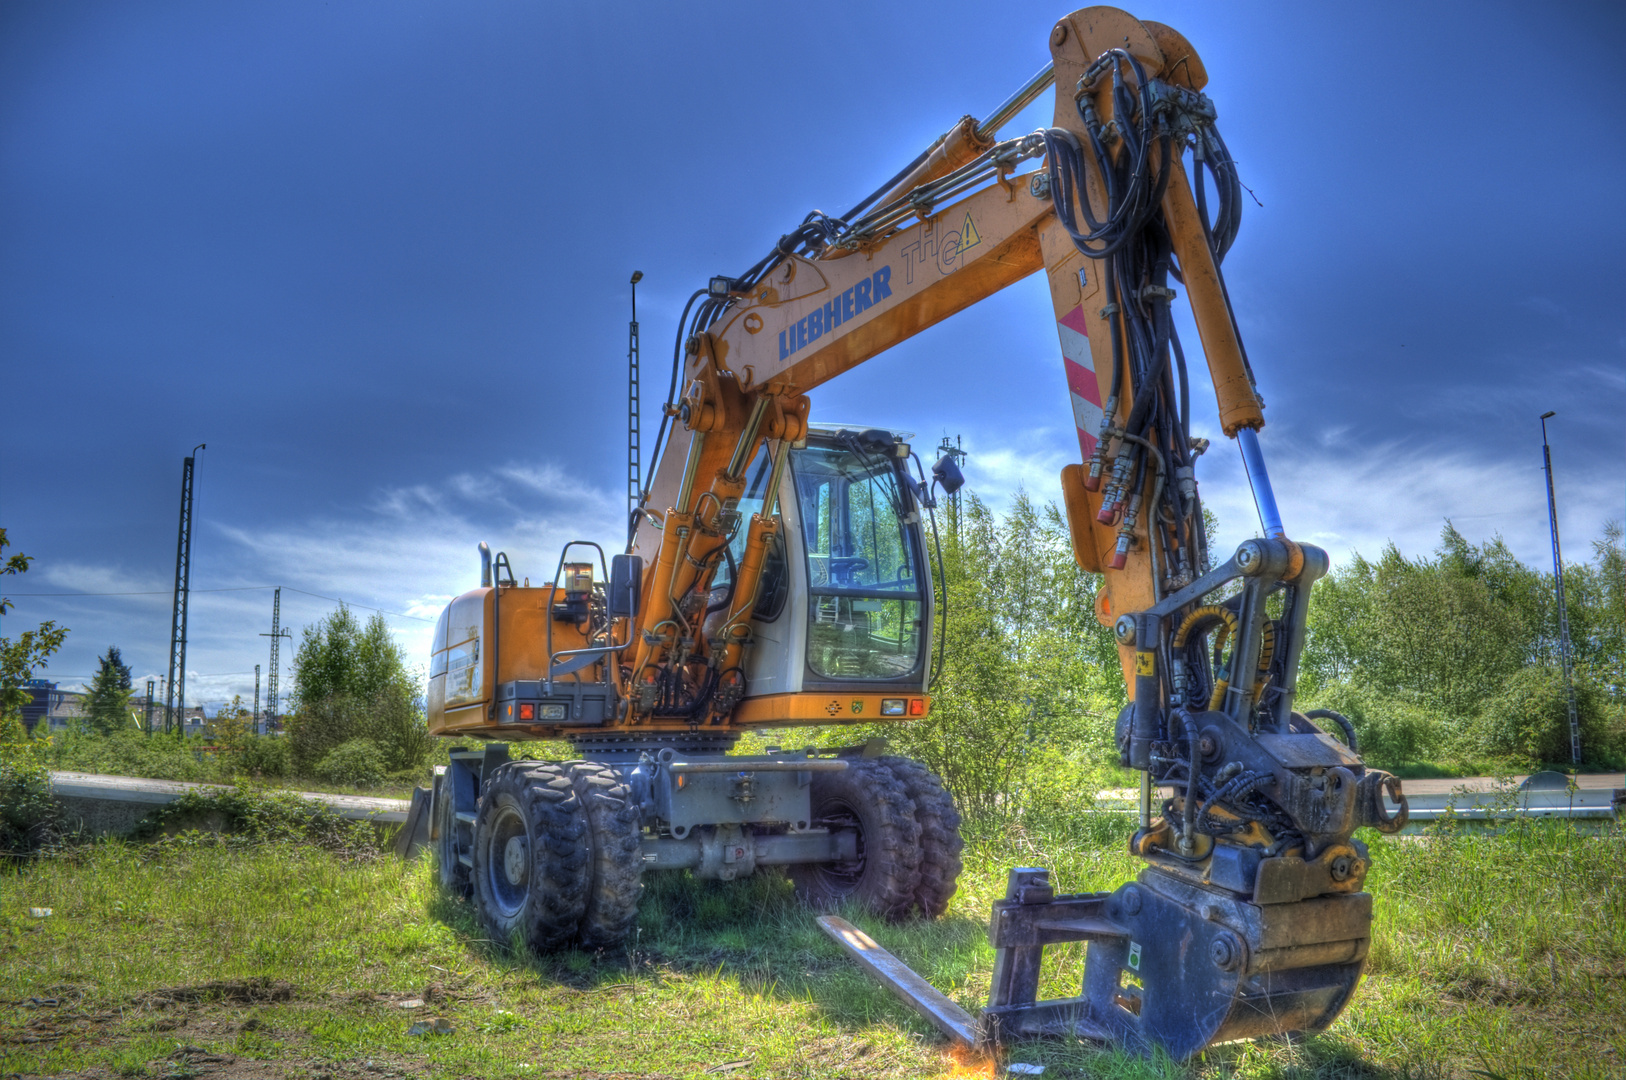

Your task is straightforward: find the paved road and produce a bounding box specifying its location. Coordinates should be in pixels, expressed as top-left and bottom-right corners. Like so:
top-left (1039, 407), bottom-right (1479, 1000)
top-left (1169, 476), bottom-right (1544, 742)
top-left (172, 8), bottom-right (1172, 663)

top-left (1392, 772), bottom-right (1622, 796)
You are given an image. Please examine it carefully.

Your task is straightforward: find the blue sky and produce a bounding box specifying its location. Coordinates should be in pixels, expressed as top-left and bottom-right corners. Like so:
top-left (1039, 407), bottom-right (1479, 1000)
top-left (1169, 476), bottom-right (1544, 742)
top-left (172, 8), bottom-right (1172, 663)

top-left (3, 0), bottom-right (1623, 712)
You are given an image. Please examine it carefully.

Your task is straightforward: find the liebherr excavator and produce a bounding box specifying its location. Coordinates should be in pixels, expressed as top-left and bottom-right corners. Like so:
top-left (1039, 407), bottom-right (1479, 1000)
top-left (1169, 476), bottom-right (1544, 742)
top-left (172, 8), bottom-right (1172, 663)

top-left (424, 6), bottom-right (1410, 1059)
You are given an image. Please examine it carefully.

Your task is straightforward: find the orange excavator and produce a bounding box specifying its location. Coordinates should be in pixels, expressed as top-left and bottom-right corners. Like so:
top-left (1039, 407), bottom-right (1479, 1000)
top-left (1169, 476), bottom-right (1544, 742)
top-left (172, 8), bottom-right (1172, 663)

top-left (423, 6), bottom-right (1409, 1059)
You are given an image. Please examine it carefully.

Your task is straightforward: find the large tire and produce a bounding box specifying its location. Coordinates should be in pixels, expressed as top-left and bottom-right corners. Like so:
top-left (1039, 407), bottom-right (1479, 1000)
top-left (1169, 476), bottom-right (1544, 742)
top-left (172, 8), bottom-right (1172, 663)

top-left (566, 761), bottom-right (644, 947)
top-left (434, 771), bottom-right (472, 899)
top-left (789, 758), bottom-right (922, 920)
top-left (472, 762), bottom-right (590, 953)
top-left (880, 756), bottom-right (964, 918)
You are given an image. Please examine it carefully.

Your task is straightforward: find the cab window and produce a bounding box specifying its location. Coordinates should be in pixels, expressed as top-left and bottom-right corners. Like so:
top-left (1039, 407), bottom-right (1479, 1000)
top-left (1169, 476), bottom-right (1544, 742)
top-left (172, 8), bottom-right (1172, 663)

top-left (792, 438), bottom-right (923, 681)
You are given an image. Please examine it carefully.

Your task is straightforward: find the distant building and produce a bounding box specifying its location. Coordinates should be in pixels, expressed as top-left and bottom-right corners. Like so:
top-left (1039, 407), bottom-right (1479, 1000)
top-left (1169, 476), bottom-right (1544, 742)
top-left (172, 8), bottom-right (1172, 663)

top-left (19, 680), bottom-right (61, 735)
top-left (19, 684), bottom-right (209, 736)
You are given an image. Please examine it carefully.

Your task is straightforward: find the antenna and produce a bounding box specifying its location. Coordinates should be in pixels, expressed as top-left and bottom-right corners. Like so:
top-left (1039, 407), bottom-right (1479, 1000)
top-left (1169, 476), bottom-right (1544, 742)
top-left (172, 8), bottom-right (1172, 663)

top-left (628, 271), bottom-right (644, 518)
top-left (1539, 412), bottom-right (1582, 765)
top-left (165, 444), bottom-right (204, 733)
top-left (260, 588), bottom-right (292, 732)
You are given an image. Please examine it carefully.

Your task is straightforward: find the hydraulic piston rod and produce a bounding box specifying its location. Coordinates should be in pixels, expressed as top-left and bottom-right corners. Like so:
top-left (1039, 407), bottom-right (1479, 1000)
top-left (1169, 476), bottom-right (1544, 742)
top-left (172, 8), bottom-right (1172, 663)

top-left (976, 62), bottom-right (1057, 140)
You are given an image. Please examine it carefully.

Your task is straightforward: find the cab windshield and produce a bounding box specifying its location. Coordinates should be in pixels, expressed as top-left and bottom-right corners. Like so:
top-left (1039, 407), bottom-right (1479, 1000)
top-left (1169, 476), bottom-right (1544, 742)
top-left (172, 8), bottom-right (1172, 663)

top-left (792, 437), bottom-right (924, 681)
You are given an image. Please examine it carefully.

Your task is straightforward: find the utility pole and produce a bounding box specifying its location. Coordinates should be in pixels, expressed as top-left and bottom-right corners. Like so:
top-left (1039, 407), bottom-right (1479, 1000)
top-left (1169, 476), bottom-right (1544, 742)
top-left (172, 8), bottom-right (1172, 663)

top-left (260, 588), bottom-right (292, 732)
top-left (1540, 411), bottom-right (1582, 767)
top-left (253, 664), bottom-right (261, 735)
top-left (144, 678), bottom-right (155, 735)
top-left (165, 444), bottom-right (205, 734)
top-left (628, 270), bottom-right (644, 519)
top-left (936, 435), bottom-right (968, 523)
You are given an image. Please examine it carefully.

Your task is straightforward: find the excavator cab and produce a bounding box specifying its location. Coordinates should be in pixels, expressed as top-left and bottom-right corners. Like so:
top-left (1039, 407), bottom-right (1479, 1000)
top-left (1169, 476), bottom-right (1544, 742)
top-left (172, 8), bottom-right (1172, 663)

top-left (712, 425), bottom-right (935, 708)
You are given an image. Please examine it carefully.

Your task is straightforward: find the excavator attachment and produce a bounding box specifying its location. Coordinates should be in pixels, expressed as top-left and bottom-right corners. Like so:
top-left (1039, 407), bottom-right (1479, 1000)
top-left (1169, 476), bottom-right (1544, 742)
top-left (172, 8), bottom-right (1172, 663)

top-left (821, 862), bottom-right (1369, 1061)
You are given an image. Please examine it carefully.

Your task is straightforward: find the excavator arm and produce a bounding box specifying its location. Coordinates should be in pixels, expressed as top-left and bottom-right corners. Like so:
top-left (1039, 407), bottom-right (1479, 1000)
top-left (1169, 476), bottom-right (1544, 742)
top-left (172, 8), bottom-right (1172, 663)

top-left (623, 5), bottom-right (1410, 1058)
top-left (426, 6), bottom-right (1410, 1060)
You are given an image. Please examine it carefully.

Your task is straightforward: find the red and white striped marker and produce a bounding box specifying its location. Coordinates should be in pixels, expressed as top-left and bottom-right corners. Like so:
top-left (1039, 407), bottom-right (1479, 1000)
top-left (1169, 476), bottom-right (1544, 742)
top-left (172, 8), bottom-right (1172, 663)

top-left (1056, 304), bottom-right (1103, 459)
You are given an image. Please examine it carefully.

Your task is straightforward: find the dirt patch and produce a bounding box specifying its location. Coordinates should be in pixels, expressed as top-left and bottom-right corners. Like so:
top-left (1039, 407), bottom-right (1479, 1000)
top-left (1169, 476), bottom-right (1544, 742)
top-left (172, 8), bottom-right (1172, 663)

top-left (140, 977), bottom-right (297, 1006)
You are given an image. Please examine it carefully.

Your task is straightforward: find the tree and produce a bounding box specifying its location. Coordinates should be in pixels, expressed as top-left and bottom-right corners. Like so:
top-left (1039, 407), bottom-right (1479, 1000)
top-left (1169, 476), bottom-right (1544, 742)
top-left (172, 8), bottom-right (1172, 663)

top-left (0, 528), bottom-right (68, 728)
top-left (208, 693), bottom-right (255, 750)
top-left (286, 604), bottom-right (427, 775)
top-left (0, 527), bottom-right (65, 853)
top-left (84, 646), bottom-right (134, 735)
top-left (1300, 520), bottom-right (1626, 768)
top-left (874, 491), bottom-right (1122, 816)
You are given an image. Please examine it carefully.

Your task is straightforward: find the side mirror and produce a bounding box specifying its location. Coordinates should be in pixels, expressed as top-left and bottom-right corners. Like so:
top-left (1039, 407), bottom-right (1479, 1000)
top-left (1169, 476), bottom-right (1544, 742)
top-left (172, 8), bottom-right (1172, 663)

top-left (932, 455), bottom-right (965, 495)
top-left (609, 554), bottom-right (643, 619)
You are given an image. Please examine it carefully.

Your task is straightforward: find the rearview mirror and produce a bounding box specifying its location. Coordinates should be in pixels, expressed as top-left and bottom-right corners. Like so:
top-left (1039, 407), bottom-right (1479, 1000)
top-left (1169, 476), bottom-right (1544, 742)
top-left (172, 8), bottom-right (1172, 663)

top-left (932, 455), bottom-right (965, 495)
top-left (609, 554), bottom-right (642, 618)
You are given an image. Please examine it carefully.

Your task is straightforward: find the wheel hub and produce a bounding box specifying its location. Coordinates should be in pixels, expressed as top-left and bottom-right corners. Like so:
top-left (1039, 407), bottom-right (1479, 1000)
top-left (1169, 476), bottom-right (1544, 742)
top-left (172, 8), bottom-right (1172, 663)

top-left (503, 834), bottom-right (529, 886)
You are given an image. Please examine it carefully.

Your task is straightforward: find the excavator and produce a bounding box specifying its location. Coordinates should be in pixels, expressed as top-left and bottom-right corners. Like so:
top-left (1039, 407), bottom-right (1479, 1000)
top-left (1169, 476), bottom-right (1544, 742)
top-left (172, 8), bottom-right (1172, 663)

top-left (423, 6), bottom-right (1411, 1060)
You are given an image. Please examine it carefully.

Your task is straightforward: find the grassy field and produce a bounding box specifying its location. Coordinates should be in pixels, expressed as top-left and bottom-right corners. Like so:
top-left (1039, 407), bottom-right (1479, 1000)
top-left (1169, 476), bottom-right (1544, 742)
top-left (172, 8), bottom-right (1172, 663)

top-left (3, 812), bottom-right (1624, 1080)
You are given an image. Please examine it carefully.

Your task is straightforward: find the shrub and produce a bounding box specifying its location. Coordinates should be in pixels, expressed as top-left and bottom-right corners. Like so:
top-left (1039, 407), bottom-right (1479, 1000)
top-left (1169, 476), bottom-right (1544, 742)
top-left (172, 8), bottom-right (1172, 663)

top-left (127, 787), bottom-right (382, 857)
top-left (1469, 667), bottom-right (1624, 769)
top-left (1303, 682), bottom-right (1456, 769)
top-left (233, 734), bottom-right (290, 779)
top-left (313, 738), bottom-right (386, 788)
top-left (50, 727), bottom-right (218, 783)
top-left (0, 712), bottom-right (59, 856)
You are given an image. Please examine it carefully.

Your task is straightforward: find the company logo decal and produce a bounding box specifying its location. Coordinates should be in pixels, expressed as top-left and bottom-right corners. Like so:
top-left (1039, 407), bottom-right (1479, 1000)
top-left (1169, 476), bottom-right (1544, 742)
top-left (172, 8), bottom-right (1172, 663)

top-left (779, 267), bottom-right (893, 362)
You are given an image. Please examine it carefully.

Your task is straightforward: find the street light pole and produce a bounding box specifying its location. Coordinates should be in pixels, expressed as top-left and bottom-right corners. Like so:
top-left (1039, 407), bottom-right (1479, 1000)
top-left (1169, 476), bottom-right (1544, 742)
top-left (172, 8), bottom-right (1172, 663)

top-left (1540, 411), bottom-right (1582, 767)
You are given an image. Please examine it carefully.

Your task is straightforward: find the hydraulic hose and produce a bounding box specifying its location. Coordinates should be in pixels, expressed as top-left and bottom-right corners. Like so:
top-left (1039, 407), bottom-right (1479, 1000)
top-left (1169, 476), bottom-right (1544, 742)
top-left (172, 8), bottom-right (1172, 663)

top-left (1305, 708), bottom-right (1359, 753)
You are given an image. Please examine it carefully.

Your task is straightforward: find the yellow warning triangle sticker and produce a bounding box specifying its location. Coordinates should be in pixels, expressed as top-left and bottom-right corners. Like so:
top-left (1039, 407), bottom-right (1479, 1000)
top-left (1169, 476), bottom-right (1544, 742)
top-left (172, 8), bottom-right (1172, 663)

top-left (959, 212), bottom-right (982, 256)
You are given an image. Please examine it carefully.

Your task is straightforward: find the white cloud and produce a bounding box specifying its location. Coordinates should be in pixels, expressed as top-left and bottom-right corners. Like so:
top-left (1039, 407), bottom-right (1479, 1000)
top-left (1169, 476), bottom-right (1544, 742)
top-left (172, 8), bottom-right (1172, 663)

top-left (953, 423), bottom-right (1621, 572)
top-left (28, 458), bottom-right (626, 715)
top-left (38, 561), bottom-right (168, 595)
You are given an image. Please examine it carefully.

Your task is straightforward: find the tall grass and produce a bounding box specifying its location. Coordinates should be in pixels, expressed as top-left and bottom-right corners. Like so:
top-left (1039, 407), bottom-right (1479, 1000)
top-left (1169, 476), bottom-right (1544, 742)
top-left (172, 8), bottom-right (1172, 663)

top-left (2, 811), bottom-right (1622, 1078)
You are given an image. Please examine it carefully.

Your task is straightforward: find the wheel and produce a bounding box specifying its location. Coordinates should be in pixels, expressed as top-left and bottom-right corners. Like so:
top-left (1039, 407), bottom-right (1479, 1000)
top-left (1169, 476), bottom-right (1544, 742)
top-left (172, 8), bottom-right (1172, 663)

top-left (880, 756), bottom-right (964, 918)
top-left (434, 770), bottom-right (471, 899)
top-left (566, 761), bottom-right (644, 947)
top-left (472, 762), bottom-right (590, 953)
top-left (789, 758), bottom-right (922, 920)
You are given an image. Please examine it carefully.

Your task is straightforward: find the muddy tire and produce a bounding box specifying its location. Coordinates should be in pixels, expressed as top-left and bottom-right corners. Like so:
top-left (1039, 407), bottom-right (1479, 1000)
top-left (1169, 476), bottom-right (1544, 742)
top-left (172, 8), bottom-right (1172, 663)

top-left (434, 771), bottom-right (472, 899)
top-left (789, 758), bottom-right (922, 920)
top-left (879, 756), bottom-right (964, 918)
top-left (566, 761), bottom-right (644, 947)
top-left (472, 762), bottom-right (590, 953)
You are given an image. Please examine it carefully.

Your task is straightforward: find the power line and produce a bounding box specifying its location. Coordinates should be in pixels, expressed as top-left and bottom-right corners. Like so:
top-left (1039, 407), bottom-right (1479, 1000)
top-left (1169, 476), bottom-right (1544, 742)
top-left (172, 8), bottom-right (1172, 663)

top-left (5, 584), bottom-right (435, 622)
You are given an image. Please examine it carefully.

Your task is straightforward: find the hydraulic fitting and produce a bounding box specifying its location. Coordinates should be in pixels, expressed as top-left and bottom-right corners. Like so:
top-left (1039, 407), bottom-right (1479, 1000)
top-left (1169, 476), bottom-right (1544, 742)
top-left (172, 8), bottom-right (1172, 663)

top-left (1109, 531), bottom-right (1132, 570)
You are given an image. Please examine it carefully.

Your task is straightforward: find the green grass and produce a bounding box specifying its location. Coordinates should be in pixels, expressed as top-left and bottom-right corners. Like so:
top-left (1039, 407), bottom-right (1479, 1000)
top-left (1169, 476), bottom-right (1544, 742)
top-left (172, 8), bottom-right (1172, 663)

top-left (3, 814), bottom-right (1624, 1078)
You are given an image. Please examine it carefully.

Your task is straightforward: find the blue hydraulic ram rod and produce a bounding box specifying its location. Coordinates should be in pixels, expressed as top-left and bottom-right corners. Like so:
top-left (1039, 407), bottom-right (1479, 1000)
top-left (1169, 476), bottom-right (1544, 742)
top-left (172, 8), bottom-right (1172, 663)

top-left (1236, 427), bottom-right (1286, 540)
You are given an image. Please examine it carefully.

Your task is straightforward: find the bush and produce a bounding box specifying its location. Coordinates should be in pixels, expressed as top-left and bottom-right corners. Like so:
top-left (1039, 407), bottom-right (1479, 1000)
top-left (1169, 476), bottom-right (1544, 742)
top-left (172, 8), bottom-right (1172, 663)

top-left (285, 606), bottom-right (428, 776)
top-left (49, 728), bottom-right (219, 783)
top-left (233, 734), bottom-right (290, 779)
top-left (0, 713), bottom-right (59, 856)
top-left (1303, 682), bottom-right (1457, 769)
top-left (127, 786), bottom-right (382, 857)
top-left (1469, 667), bottom-right (1624, 769)
top-left (313, 738), bottom-right (386, 788)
